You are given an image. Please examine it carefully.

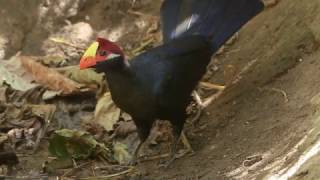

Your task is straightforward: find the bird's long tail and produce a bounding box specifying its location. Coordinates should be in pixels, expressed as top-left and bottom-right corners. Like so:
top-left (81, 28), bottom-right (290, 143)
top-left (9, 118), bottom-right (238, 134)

top-left (160, 0), bottom-right (264, 54)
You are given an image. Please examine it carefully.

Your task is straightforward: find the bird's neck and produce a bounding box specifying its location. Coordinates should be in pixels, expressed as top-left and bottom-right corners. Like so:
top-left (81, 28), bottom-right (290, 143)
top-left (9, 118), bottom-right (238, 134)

top-left (103, 58), bottom-right (135, 98)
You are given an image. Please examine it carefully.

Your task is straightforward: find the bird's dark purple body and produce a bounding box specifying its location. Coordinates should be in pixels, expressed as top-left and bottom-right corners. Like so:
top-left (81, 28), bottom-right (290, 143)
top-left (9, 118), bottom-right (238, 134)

top-left (92, 0), bottom-right (264, 165)
top-left (97, 36), bottom-right (211, 143)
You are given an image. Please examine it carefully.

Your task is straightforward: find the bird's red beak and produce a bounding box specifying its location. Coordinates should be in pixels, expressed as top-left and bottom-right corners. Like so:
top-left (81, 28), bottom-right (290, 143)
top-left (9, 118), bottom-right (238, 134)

top-left (79, 41), bottom-right (99, 69)
top-left (80, 38), bottom-right (124, 70)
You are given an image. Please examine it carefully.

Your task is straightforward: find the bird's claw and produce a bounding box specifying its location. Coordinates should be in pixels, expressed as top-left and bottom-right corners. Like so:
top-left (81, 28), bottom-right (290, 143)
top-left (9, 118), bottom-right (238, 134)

top-left (159, 149), bottom-right (193, 168)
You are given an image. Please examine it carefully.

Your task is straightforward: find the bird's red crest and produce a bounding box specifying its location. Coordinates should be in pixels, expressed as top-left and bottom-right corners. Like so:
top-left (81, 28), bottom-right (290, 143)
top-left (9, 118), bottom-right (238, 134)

top-left (79, 38), bottom-right (124, 69)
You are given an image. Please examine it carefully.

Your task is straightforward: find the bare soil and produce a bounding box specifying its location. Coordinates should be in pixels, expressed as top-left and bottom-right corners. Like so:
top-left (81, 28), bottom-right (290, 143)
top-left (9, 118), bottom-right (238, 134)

top-left (1, 0), bottom-right (320, 179)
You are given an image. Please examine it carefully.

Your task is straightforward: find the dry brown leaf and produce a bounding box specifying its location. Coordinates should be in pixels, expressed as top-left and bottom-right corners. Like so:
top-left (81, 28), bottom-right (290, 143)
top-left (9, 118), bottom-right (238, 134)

top-left (20, 56), bottom-right (83, 95)
top-left (94, 92), bottom-right (121, 132)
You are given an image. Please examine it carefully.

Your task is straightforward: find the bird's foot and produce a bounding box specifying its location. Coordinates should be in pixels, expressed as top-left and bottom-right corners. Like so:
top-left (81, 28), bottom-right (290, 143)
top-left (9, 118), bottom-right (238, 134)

top-left (158, 149), bottom-right (194, 168)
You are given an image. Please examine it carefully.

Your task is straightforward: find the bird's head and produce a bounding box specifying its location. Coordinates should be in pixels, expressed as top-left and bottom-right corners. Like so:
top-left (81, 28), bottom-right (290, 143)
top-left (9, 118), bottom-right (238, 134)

top-left (79, 38), bottom-right (124, 71)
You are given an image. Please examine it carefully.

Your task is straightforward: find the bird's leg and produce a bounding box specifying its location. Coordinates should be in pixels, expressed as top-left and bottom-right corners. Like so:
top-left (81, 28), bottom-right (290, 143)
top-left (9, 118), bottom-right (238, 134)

top-left (130, 139), bottom-right (145, 165)
top-left (130, 120), bottom-right (152, 165)
top-left (160, 121), bottom-right (184, 168)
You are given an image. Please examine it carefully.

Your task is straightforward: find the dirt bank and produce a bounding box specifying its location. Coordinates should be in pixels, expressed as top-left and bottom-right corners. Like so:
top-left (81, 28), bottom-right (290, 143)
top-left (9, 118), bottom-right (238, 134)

top-left (1, 0), bottom-right (320, 179)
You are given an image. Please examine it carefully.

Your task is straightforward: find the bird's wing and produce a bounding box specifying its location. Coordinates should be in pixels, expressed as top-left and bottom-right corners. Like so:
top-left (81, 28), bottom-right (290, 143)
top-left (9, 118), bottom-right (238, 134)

top-left (160, 0), bottom-right (264, 53)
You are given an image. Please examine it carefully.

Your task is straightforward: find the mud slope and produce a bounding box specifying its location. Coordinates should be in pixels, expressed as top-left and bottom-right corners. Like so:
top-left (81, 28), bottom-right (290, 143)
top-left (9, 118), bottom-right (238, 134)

top-left (1, 0), bottom-right (320, 179)
top-left (141, 0), bottom-right (320, 179)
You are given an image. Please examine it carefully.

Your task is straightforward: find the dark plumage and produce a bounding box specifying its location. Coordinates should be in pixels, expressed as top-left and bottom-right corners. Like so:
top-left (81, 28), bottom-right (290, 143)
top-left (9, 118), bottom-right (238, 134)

top-left (97, 35), bottom-right (211, 151)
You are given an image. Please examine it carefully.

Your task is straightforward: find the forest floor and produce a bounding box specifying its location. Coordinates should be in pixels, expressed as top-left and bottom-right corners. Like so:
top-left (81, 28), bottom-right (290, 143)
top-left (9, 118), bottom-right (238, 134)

top-left (1, 0), bottom-right (320, 179)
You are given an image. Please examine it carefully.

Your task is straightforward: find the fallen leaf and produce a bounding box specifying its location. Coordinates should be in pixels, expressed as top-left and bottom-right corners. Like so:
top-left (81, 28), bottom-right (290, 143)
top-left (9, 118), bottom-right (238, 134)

top-left (113, 142), bottom-right (132, 165)
top-left (0, 133), bottom-right (8, 145)
top-left (45, 159), bottom-right (73, 173)
top-left (0, 64), bottom-right (37, 91)
top-left (1, 104), bottom-right (55, 150)
top-left (49, 129), bottom-right (113, 161)
top-left (94, 92), bottom-right (121, 131)
top-left (40, 56), bottom-right (68, 67)
top-left (61, 66), bottom-right (104, 87)
top-left (113, 121), bottom-right (137, 138)
top-left (20, 56), bottom-right (84, 95)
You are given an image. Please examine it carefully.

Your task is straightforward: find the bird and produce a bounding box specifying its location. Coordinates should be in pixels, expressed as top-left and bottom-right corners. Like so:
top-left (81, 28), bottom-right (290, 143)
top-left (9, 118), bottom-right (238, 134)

top-left (79, 0), bottom-right (264, 167)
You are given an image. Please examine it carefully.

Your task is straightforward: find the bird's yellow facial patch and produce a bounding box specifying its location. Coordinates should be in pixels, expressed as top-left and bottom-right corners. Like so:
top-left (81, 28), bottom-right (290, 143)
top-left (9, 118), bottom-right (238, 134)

top-left (79, 42), bottom-right (99, 69)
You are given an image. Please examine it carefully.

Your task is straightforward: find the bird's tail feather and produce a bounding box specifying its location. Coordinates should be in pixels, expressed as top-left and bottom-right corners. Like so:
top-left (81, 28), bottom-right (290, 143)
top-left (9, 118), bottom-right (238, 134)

top-left (160, 0), bottom-right (264, 54)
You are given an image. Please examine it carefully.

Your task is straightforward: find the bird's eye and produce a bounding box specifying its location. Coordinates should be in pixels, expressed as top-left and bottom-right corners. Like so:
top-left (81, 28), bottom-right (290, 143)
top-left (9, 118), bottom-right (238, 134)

top-left (99, 50), bottom-right (108, 56)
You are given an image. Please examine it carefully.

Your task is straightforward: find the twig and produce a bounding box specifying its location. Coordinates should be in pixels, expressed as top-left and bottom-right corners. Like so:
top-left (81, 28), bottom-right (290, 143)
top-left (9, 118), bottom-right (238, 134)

top-left (94, 164), bottom-right (133, 170)
top-left (91, 165), bottom-right (96, 177)
top-left (199, 82), bottom-right (225, 91)
top-left (49, 37), bottom-right (85, 50)
top-left (192, 91), bottom-right (204, 108)
top-left (139, 153), bottom-right (170, 162)
top-left (258, 87), bottom-right (289, 103)
top-left (190, 91), bottom-right (204, 124)
top-left (78, 167), bottom-right (134, 180)
top-left (61, 161), bottom-right (92, 178)
top-left (127, 9), bottom-right (145, 17)
top-left (33, 106), bottom-right (56, 153)
top-left (202, 90), bottom-right (224, 108)
top-left (0, 175), bottom-right (50, 179)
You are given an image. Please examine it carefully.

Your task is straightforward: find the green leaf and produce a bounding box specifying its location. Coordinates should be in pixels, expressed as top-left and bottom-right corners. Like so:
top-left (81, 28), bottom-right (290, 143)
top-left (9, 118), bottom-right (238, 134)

top-left (49, 129), bottom-right (113, 161)
top-left (113, 142), bottom-right (132, 165)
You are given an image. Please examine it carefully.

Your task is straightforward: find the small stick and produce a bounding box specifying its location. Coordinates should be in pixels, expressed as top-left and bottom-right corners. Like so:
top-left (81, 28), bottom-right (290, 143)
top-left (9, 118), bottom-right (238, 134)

top-left (192, 91), bottom-right (204, 108)
top-left (191, 91), bottom-right (204, 124)
top-left (202, 90), bottom-right (224, 108)
top-left (91, 164), bottom-right (96, 177)
top-left (139, 153), bottom-right (170, 162)
top-left (199, 82), bottom-right (225, 91)
top-left (61, 161), bottom-right (92, 178)
top-left (127, 9), bottom-right (145, 17)
top-left (78, 167), bottom-right (134, 180)
top-left (94, 164), bottom-right (133, 170)
top-left (259, 87), bottom-right (289, 103)
top-left (49, 38), bottom-right (85, 50)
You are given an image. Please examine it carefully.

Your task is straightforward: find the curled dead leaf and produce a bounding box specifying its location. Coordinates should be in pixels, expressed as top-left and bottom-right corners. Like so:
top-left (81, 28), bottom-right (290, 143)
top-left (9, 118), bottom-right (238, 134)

top-left (20, 56), bottom-right (84, 95)
top-left (94, 92), bottom-right (121, 132)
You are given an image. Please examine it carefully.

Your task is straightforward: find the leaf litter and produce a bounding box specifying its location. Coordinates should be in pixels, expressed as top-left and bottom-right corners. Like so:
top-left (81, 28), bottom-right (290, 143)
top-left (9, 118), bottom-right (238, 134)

top-left (0, 47), bottom-right (140, 178)
top-left (0, 1), bottom-right (188, 178)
